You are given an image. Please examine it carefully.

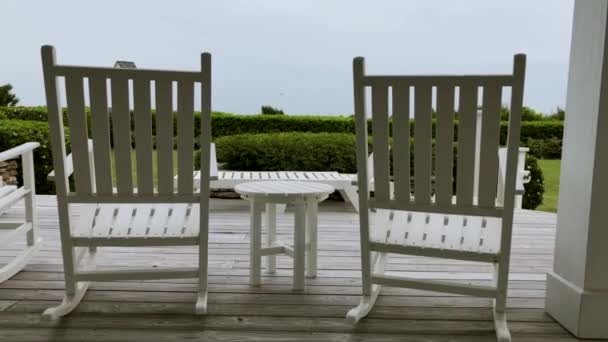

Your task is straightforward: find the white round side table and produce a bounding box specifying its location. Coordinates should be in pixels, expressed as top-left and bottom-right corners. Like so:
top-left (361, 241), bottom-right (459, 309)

top-left (235, 181), bottom-right (335, 290)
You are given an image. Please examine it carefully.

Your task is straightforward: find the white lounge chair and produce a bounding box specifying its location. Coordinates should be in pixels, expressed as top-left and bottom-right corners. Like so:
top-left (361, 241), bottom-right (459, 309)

top-left (193, 145), bottom-right (529, 212)
top-left (347, 54), bottom-right (526, 342)
top-left (0, 142), bottom-right (42, 283)
top-left (194, 169), bottom-right (361, 211)
top-left (40, 45), bottom-right (214, 319)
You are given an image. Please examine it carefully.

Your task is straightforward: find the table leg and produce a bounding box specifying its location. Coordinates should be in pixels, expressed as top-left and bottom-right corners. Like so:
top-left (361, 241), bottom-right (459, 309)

top-left (306, 198), bottom-right (318, 278)
top-left (293, 201), bottom-right (306, 290)
top-left (250, 201), bottom-right (264, 286)
top-left (265, 203), bottom-right (277, 274)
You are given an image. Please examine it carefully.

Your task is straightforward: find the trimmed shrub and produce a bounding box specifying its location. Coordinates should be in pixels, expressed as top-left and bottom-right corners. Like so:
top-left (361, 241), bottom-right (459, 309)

top-left (213, 132), bottom-right (357, 173)
top-left (0, 119), bottom-right (70, 194)
top-left (522, 155), bottom-right (544, 210)
top-left (500, 120), bottom-right (563, 145)
top-left (524, 137), bottom-right (562, 159)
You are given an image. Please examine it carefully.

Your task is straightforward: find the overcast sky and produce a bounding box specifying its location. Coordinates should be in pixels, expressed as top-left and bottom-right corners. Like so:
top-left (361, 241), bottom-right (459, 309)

top-left (3, 0), bottom-right (573, 115)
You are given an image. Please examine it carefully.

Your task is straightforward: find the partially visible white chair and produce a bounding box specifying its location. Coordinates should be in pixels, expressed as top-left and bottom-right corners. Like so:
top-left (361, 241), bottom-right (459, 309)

top-left (0, 142), bottom-right (42, 283)
top-left (40, 45), bottom-right (214, 319)
top-left (347, 54), bottom-right (526, 342)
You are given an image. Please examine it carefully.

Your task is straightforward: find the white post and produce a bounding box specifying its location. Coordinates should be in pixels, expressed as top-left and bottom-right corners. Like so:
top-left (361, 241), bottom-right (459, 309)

top-left (545, 1), bottom-right (608, 338)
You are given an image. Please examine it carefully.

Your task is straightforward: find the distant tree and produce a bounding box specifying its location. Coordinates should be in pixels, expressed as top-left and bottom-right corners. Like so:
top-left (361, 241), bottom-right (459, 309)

top-left (500, 105), bottom-right (545, 121)
top-left (0, 84), bottom-right (19, 106)
top-left (548, 107), bottom-right (565, 121)
top-left (261, 105), bottom-right (285, 115)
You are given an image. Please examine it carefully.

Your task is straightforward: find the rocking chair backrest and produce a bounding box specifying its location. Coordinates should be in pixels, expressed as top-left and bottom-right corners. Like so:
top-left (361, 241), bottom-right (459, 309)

top-left (41, 46), bottom-right (212, 204)
top-left (353, 55), bottom-right (526, 219)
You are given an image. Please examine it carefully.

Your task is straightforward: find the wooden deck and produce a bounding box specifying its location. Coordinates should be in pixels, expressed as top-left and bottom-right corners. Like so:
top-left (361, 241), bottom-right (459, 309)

top-left (0, 195), bottom-right (580, 341)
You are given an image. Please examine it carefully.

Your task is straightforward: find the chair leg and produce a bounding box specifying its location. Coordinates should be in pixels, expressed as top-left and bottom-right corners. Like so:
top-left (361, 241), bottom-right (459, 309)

top-left (346, 284), bottom-right (382, 323)
top-left (492, 263), bottom-right (511, 341)
top-left (493, 298), bottom-right (511, 342)
top-left (347, 251), bottom-right (387, 323)
top-left (196, 235), bottom-right (209, 315)
top-left (42, 281), bottom-right (90, 320)
top-left (42, 246), bottom-right (96, 320)
top-left (339, 187), bottom-right (359, 212)
top-left (0, 237), bottom-right (42, 283)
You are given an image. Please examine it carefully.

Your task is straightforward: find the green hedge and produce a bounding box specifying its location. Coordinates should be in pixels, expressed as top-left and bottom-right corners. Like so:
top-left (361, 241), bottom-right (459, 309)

top-left (0, 107), bottom-right (564, 145)
top-left (0, 106), bottom-right (354, 138)
top-left (0, 118), bottom-right (544, 209)
top-left (213, 132), bottom-right (357, 173)
top-left (0, 119), bottom-right (70, 194)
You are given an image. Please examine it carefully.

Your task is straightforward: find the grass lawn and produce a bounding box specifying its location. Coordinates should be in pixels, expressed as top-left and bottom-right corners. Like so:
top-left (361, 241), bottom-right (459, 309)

top-left (536, 159), bottom-right (561, 213)
top-left (111, 149), bottom-right (178, 187)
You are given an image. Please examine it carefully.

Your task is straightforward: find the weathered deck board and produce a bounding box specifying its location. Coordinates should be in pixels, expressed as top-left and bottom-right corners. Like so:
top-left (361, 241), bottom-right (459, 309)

top-left (0, 195), bottom-right (576, 341)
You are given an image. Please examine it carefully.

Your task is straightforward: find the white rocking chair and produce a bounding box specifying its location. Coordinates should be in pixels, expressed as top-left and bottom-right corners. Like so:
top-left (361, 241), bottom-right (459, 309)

top-left (40, 45), bottom-right (213, 319)
top-left (0, 143), bottom-right (42, 283)
top-left (347, 54), bottom-right (526, 342)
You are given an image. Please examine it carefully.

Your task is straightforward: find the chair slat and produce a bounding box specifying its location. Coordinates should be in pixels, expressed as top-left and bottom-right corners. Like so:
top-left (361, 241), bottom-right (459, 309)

top-left (177, 81), bottom-right (194, 194)
top-left (392, 85), bottom-right (410, 202)
top-left (404, 212), bottom-right (428, 248)
top-left (133, 79), bottom-right (154, 195)
top-left (424, 214), bottom-right (447, 249)
top-left (371, 85), bottom-right (390, 201)
top-left (65, 75), bottom-right (92, 195)
top-left (146, 205), bottom-right (173, 236)
top-left (478, 84), bottom-right (502, 207)
top-left (461, 216), bottom-right (483, 252)
top-left (111, 206), bottom-right (135, 237)
top-left (164, 205), bottom-right (188, 237)
top-left (110, 77), bottom-right (133, 194)
top-left (456, 83), bottom-right (478, 206)
top-left (130, 205), bottom-right (154, 237)
top-left (443, 215), bottom-right (465, 250)
top-left (89, 77), bottom-right (113, 195)
top-left (413, 85), bottom-right (432, 204)
top-left (435, 86), bottom-right (455, 206)
top-left (155, 80), bottom-right (174, 195)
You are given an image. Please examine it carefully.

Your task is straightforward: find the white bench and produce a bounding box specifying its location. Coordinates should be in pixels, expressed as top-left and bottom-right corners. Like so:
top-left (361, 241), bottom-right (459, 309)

top-left (195, 170), bottom-right (361, 211)
top-left (193, 147), bottom-right (530, 212)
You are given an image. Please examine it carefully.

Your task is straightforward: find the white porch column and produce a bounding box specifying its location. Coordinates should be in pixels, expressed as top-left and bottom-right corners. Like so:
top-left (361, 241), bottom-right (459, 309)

top-left (545, 0), bottom-right (608, 338)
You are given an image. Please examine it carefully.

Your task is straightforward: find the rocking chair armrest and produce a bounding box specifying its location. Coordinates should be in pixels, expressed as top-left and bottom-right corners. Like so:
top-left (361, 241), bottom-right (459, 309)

top-left (47, 153), bottom-right (74, 182)
top-left (0, 142), bottom-right (40, 162)
top-left (210, 143), bottom-right (218, 180)
top-left (47, 140), bottom-right (93, 182)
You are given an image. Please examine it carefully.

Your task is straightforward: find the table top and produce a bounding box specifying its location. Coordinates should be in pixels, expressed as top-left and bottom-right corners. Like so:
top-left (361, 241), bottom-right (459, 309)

top-left (235, 181), bottom-right (335, 198)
